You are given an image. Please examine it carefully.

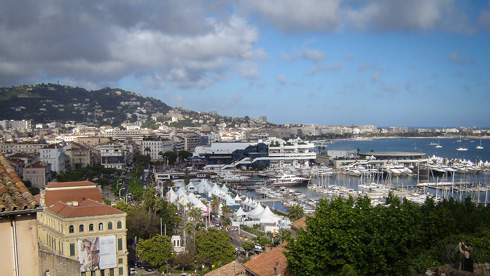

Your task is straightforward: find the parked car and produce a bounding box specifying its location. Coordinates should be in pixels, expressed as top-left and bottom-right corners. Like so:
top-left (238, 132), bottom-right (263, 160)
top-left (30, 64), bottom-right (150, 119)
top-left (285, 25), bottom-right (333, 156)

top-left (129, 268), bottom-right (136, 274)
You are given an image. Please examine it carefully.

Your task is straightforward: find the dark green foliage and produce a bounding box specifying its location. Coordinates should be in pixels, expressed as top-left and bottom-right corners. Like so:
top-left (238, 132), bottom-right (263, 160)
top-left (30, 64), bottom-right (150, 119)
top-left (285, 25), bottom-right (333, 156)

top-left (195, 228), bottom-right (235, 267)
top-left (137, 235), bottom-right (174, 268)
top-left (162, 151), bottom-right (177, 164)
top-left (0, 84), bottom-right (171, 124)
top-left (285, 195), bottom-right (490, 275)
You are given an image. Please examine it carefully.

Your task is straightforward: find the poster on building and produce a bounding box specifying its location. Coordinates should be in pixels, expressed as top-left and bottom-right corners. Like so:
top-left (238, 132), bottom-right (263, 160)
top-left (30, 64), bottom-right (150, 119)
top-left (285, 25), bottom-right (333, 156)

top-left (98, 235), bottom-right (117, 269)
top-left (78, 236), bottom-right (116, 272)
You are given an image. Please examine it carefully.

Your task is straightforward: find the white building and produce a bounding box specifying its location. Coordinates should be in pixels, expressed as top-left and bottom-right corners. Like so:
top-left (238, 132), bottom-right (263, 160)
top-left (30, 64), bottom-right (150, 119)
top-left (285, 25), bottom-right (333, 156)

top-left (140, 140), bottom-right (173, 161)
top-left (40, 144), bottom-right (66, 173)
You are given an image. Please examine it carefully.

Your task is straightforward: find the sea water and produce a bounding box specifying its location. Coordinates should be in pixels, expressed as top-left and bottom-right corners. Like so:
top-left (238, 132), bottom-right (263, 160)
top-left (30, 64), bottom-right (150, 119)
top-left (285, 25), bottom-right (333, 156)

top-left (259, 138), bottom-right (490, 212)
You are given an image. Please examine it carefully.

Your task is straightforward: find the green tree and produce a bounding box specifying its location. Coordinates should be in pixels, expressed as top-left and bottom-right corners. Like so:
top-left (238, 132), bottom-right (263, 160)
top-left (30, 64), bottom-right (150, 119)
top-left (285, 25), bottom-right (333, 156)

top-left (137, 235), bottom-right (174, 268)
top-left (173, 252), bottom-right (195, 270)
top-left (162, 151), bottom-right (177, 165)
top-left (178, 150), bottom-right (192, 160)
top-left (287, 204), bottom-right (304, 222)
top-left (241, 242), bottom-right (254, 259)
top-left (210, 196), bottom-right (220, 213)
top-left (195, 228), bottom-right (235, 267)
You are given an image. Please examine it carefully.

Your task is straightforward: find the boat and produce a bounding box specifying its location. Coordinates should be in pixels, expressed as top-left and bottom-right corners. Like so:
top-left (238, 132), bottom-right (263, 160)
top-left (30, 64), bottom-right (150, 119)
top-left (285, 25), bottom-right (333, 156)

top-left (476, 128), bottom-right (484, 150)
top-left (456, 147), bottom-right (468, 151)
top-left (269, 173), bottom-right (308, 186)
top-left (429, 141), bottom-right (438, 146)
top-left (435, 139), bottom-right (442, 148)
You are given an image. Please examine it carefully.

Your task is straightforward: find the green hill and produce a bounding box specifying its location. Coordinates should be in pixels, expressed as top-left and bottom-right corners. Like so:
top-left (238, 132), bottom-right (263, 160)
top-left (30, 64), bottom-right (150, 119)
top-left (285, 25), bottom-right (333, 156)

top-left (0, 83), bottom-right (172, 126)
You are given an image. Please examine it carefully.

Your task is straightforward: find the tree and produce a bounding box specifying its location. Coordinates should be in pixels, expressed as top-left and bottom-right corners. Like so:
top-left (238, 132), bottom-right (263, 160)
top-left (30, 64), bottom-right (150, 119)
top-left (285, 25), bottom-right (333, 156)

top-left (162, 151), bottom-right (177, 165)
top-left (173, 252), bottom-right (195, 270)
top-left (210, 196), bottom-right (220, 213)
top-left (137, 235), bottom-right (174, 268)
top-left (178, 150), bottom-right (191, 160)
top-left (241, 242), bottom-right (254, 259)
top-left (195, 228), bottom-right (235, 267)
top-left (287, 204), bottom-right (304, 221)
top-left (188, 206), bottom-right (202, 222)
top-left (221, 205), bottom-right (232, 219)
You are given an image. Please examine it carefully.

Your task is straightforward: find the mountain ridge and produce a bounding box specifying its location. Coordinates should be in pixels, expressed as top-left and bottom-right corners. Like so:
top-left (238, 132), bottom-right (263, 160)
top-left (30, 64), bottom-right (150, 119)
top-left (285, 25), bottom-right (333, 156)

top-left (0, 83), bottom-right (172, 126)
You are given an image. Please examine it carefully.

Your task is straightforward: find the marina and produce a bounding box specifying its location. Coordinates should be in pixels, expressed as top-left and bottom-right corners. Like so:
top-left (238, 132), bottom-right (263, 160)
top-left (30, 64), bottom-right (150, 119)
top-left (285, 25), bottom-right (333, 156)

top-left (218, 138), bottom-right (490, 214)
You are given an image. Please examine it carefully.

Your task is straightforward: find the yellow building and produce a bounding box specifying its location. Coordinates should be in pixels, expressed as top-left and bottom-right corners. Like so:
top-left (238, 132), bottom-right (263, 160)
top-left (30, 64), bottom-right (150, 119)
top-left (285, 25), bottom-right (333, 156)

top-left (36, 181), bottom-right (128, 276)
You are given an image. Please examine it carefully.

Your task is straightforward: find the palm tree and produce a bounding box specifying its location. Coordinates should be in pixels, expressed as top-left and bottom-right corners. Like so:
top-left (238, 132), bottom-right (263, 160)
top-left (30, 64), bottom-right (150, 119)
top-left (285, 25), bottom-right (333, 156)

top-left (221, 205), bottom-right (232, 219)
top-left (287, 205), bottom-right (304, 221)
top-left (211, 196), bottom-right (220, 213)
top-left (183, 220), bottom-right (196, 248)
top-left (188, 206), bottom-right (202, 222)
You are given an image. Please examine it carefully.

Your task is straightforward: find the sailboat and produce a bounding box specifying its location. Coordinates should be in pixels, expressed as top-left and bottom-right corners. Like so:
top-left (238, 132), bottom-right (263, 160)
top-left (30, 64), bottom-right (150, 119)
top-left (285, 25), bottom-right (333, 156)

top-left (435, 139), bottom-right (442, 148)
top-left (476, 128), bottom-right (484, 150)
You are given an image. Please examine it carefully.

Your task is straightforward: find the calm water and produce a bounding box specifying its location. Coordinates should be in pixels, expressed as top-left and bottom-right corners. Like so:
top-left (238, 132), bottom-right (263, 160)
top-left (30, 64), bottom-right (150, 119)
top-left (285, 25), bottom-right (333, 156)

top-left (258, 138), bottom-right (490, 212)
top-left (323, 138), bottom-right (490, 163)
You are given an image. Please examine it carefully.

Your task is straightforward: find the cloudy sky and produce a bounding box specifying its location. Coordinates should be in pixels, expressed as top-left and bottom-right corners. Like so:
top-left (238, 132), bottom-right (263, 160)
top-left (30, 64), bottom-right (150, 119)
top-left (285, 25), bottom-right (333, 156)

top-left (1, 0), bottom-right (490, 127)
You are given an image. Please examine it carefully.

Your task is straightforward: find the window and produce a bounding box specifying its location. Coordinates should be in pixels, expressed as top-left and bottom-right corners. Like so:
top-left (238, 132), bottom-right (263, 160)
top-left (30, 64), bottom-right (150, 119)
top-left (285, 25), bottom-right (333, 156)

top-left (79, 224), bottom-right (84, 232)
top-left (100, 270), bottom-right (105, 276)
top-left (118, 267), bottom-right (123, 276)
top-left (117, 238), bottom-right (123, 251)
top-left (99, 223), bottom-right (104, 230)
top-left (70, 243), bottom-right (75, 256)
top-left (109, 268), bottom-right (114, 276)
top-left (117, 221), bottom-right (122, 229)
top-left (69, 225), bottom-right (74, 233)
top-left (108, 222), bottom-right (113, 230)
top-left (89, 224), bottom-right (94, 231)
top-left (118, 258), bottom-right (123, 264)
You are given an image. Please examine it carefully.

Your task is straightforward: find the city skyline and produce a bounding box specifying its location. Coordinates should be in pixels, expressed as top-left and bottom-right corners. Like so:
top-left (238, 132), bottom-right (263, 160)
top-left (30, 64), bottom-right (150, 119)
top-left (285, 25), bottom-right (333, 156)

top-left (1, 1), bottom-right (489, 128)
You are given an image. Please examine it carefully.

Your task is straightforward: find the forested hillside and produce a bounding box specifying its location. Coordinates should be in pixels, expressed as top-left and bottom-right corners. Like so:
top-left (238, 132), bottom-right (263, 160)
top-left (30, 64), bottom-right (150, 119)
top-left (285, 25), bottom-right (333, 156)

top-left (0, 83), bottom-right (172, 125)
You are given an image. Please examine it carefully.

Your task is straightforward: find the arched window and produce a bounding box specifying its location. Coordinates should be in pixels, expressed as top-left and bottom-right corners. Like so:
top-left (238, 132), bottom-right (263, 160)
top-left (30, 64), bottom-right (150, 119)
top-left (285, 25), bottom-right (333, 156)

top-left (117, 221), bottom-right (122, 229)
top-left (79, 224), bottom-right (84, 232)
top-left (89, 224), bottom-right (94, 231)
top-left (108, 222), bottom-right (113, 230)
top-left (99, 223), bottom-right (104, 230)
top-left (69, 225), bottom-right (74, 233)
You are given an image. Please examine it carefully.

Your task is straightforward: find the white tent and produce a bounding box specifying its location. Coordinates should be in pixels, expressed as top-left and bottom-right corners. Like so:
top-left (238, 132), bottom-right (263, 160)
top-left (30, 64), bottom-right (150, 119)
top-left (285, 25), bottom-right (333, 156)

top-left (234, 194), bottom-right (242, 202)
top-left (234, 207), bottom-right (248, 217)
top-left (186, 182), bottom-right (197, 193)
top-left (166, 188), bottom-right (178, 203)
top-left (247, 204), bottom-right (265, 218)
top-left (255, 206), bottom-right (282, 223)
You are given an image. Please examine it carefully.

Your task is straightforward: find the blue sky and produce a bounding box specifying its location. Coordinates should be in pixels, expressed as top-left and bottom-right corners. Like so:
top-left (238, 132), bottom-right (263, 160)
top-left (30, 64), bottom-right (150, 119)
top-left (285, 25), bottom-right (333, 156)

top-left (1, 0), bottom-right (490, 128)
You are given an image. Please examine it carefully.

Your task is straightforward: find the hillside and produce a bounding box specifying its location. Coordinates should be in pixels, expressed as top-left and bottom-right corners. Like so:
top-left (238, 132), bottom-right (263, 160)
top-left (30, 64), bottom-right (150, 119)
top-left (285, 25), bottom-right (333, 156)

top-left (0, 84), bottom-right (172, 126)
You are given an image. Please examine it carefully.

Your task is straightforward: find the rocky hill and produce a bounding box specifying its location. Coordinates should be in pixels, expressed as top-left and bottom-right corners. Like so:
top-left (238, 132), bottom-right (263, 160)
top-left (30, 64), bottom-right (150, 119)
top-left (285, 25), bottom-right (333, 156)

top-left (0, 83), bottom-right (172, 126)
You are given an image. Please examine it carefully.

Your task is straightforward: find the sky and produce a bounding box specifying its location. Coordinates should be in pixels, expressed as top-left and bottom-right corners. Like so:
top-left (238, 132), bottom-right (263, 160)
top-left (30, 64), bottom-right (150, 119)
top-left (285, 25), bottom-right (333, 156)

top-left (1, 0), bottom-right (490, 128)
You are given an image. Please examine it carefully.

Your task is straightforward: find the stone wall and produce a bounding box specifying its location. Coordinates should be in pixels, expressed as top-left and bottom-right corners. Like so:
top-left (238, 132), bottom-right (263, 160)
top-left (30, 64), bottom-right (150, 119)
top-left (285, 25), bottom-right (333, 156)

top-left (39, 248), bottom-right (80, 276)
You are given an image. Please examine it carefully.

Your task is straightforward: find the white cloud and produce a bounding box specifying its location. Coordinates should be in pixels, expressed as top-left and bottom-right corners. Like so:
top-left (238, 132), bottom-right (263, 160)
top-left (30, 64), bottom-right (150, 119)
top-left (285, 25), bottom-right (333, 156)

top-left (306, 62), bottom-right (343, 75)
top-left (277, 75), bottom-right (288, 85)
top-left (0, 1), bottom-right (262, 89)
top-left (448, 51), bottom-right (475, 64)
top-left (242, 0), bottom-right (341, 32)
top-left (370, 73), bottom-right (381, 82)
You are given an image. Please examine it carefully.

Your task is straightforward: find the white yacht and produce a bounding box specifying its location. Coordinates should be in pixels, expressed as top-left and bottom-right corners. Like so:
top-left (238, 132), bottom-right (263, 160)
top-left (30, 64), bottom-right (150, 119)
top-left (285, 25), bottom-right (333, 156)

top-left (269, 173), bottom-right (308, 186)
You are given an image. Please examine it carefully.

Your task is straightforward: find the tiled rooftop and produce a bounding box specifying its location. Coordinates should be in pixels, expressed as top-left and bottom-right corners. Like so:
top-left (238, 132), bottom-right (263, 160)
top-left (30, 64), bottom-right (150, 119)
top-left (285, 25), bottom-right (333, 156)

top-left (243, 245), bottom-right (290, 276)
top-left (34, 181), bottom-right (102, 207)
top-left (0, 153), bottom-right (40, 213)
top-left (47, 199), bottom-right (124, 218)
top-left (204, 260), bottom-right (245, 276)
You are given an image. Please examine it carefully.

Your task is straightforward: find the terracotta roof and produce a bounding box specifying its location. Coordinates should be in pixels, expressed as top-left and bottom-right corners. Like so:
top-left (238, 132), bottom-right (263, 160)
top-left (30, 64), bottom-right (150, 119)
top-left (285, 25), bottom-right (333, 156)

top-left (34, 181), bottom-right (102, 207)
top-left (25, 161), bottom-right (49, 169)
top-left (291, 213), bottom-right (314, 231)
top-left (46, 181), bottom-right (96, 189)
top-left (0, 153), bottom-right (40, 213)
top-left (204, 261), bottom-right (245, 276)
top-left (243, 245), bottom-right (290, 276)
top-left (47, 199), bottom-right (124, 218)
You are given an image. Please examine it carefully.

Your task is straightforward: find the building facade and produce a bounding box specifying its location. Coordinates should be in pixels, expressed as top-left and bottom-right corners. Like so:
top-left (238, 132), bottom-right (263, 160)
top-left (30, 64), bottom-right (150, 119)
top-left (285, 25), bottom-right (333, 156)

top-left (0, 153), bottom-right (41, 276)
top-left (23, 161), bottom-right (52, 189)
top-left (37, 181), bottom-right (128, 276)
